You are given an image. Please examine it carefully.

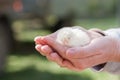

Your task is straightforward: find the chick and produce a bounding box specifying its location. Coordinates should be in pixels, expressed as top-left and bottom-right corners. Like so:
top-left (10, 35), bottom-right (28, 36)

top-left (56, 26), bottom-right (92, 47)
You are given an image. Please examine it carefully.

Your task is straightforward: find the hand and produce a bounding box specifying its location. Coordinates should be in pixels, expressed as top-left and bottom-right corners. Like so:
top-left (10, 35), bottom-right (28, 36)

top-left (65, 36), bottom-right (120, 70)
top-left (34, 29), bottom-right (120, 71)
top-left (34, 33), bottom-right (80, 71)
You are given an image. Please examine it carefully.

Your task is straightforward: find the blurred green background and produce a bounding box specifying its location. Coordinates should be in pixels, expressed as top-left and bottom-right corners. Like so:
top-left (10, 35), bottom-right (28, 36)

top-left (0, 0), bottom-right (120, 80)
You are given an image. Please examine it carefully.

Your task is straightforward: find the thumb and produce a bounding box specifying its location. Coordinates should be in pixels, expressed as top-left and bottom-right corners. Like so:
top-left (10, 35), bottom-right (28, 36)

top-left (66, 37), bottom-right (105, 59)
top-left (66, 47), bottom-right (92, 59)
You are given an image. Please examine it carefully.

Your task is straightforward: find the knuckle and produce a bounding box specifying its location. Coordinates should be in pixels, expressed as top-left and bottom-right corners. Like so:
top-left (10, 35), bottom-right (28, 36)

top-left (46, 56), bottom-right (54, 61)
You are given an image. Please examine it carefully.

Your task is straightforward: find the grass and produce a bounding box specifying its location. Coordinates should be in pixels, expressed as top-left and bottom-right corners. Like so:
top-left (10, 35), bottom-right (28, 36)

top-left (1, 54), bottom-right (119, 80)
top-left (1, 18), bottom-right (119, 80)
top-left (75, 18), bottom-right (118, 30)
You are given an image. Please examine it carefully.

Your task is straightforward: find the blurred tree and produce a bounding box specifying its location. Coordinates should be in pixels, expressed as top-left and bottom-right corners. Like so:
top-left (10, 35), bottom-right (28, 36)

top-left (88, 0), bottom-right (116, 18)
top-left (0, 14), bottom-right (14, 74)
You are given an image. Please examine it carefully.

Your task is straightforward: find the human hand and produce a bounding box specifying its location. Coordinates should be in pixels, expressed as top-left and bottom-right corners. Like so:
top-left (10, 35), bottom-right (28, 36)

top-left (34, 28), bottom-right (120, 71)
top-left (65, 36), bottom-right (120, 70)
top-left (34, 33), bottom-right (80, 71)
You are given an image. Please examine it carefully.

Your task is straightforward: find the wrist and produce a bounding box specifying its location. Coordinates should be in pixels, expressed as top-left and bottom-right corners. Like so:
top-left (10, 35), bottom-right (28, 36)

top-left (89, 29), bottom-right (107, 71)
top-left (104, 29), bottom-right (120, 62)
top-left (112, 42), bottom-right (120, 62)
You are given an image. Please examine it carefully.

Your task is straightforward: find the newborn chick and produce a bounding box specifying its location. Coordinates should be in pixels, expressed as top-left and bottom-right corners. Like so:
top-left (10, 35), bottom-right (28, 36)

top-left (56, 26), bottom-right (91, 47)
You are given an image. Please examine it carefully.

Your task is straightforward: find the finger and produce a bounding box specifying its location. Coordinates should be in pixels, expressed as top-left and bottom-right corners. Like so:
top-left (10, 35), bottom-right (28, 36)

top-left (34, 36), bottom-right (46, 45)
top-left (77, 53), bottom-right (107, 69)
top-left (88, 28), bottom-right (105, 36)
top-left (46, 52), bottom-right (65, 67)
top-left (41, 45), bottom-right (53, 56)
top-left (35, 44), bottom-right (46, 56)
top-left (89, 28), bottom-right (102, 32)
top-left (47, 52), bottom-right (80, 71)
top-left (42, 36), bottom-right (67, 58)
top-left (35, 44), bottom-right (53, 56)
top-left (63, 60), bottom-right (80, 71)
top-left (66, 38), bottom-right (104, 59)
top-left (83, 36), bottom-right (109, 53)
top-left (66, 47), bottom-right (94, 59)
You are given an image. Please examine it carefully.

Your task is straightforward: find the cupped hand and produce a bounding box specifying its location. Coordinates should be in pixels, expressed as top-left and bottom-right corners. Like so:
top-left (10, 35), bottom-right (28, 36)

top-left (34, 33), bottom-right (80, 71)
top-left (34, 29), bottom-right (120, 71)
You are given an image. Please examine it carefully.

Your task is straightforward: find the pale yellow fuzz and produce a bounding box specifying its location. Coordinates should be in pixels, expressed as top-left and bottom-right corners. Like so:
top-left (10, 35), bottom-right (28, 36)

top-left (56, 26), bottom-right (91, 47)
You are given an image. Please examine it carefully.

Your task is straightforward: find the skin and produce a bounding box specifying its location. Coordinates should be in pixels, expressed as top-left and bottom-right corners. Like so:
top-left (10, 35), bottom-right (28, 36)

top-left (34, 29), bottom-right (120, 71)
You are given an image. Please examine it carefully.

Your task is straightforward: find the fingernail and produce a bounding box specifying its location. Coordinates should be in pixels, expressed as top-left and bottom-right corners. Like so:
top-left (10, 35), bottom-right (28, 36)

top-left (41, 45), bottom-right (48, 52)
top-left (34, 36), bottom-right (41, 41)
top-left (35, 45), bottom-right (42, 50)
